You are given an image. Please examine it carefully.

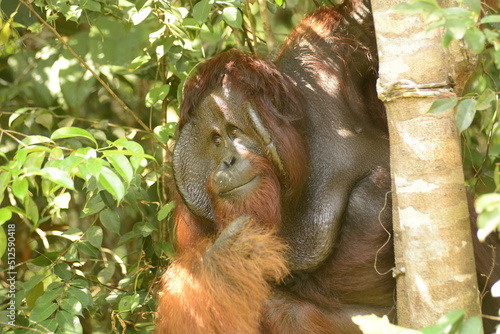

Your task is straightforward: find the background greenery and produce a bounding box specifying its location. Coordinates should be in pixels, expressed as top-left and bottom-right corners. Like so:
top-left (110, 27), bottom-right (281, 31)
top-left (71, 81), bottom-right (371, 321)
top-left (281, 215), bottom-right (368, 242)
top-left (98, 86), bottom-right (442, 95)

top-left (0, 0), bottom-right (498, 333)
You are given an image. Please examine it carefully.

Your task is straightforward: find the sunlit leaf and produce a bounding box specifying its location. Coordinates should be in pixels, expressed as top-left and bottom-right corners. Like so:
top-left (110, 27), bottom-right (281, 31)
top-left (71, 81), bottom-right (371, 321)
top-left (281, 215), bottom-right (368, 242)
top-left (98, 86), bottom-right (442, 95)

top-left (30, 302), bottom-right (58, 323)
top-left (145, 85), bottom-right (170, 107)
top-left (106, 154), bottom-right (133, 184)
top-left (99, 167), bottom-right (125, 202)
top-left (481, 15), bottom-right (500, 24)
top-left (56, 310), bottom-right (83, 334)
top-left (12, 177), bottom-right (28, 200)
top-left (158, 201), bottom-right (175, 220)
top-left (458, 316), bottom-right (483, 334)
top-left (54, 262), bottom-right (73, 282)
top-left (193, 0), bottom-right (213, 23)
top-left (353, 314), bottom-right (421, 334)
top-left (445, 19), bottom-right (468, 40)
top-left (428, 97), bottom-right (458, 114)
top-left (41, 167), bottom-right (75, 190)
top-left (464, 27), bottom-right (485, 54)
top-left (60, 297), bottom-right (83, 316)
top-left (475, 89), bottom-right (495, 110)
top-left (455, 98), bottom-right (477, 132)
top-left (51, 127), bottom-right (97, 147)
top-left (491, 280), bottom-right (500, 297)
top-left (86, 226), bottom-right (103, 248)
top-left (54, 193), bottom-right (71, 209)
top-left (98, 265), bottom-right (115, 284)
top-left (222, 7), bottom-right (242, 28)
top-left (154, 123), bottom-right (176, 144)
top-left (0, 207), bottom-right (12, 225)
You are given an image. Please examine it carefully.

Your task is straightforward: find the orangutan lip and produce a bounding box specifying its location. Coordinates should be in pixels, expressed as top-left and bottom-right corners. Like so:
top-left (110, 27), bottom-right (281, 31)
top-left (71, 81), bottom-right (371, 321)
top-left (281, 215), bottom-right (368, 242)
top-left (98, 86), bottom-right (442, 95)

top-left (219, 176), bottom-right (260, 196)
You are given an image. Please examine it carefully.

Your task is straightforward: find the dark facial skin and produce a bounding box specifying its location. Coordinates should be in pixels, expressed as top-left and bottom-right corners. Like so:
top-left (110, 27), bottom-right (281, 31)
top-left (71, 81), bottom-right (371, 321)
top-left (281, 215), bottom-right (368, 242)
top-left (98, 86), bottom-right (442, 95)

top-left (173, 88), bottom-right (272, 220)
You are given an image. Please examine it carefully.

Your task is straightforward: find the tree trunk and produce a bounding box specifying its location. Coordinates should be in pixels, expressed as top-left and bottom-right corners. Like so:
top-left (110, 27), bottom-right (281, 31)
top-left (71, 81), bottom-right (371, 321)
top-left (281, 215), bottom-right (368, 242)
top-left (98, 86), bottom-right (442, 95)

top-left (370, 0), bottom-right (482, 329)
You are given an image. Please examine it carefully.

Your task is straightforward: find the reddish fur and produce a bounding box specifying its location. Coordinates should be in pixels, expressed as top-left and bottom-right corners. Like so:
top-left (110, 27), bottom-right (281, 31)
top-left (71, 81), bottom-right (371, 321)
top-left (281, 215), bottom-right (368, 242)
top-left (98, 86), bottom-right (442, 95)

top-left (208, 153), bottom-right (282, 231)
top-left (157, 148), bottom-right (290, 333)
top-left (157, 219), bottom-right (289, 333)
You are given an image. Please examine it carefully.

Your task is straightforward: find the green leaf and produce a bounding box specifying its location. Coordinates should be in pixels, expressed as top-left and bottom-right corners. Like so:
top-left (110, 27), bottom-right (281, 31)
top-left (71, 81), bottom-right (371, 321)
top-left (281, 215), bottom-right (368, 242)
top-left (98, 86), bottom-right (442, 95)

top-left (353, 314), bottom-right (421, 333)
top-left (36, 113), bottom-right (53, 130)
top-left (492, 280), bottom-right (500, 297)
top-left (86, 226), bottom-right (103, 248)
top-left (26, 281), bottom-right (44, 309)
top-left (41, 167), bottom-right (75, 190)
top-left (459, 316), bottom-right (482, 334)
top-left (133, 221), bottom-right (158, 237)
top-left (64, 244), bottom-right (80, 262)
top-left (222, 7), bottom-right (242, 28)
top-left (193, 0), bottom-right (213, 23)
top-left (145, 85), bottom-right (170, 107)
top-left (25, 195), bottom-right (39, 225)
top-left (480, 15), bottom-right (500, 24)
top-left (54, 262), bottom-right (73, 282)
top-left (77, 240), bottom-right (99, 258)
top-left (464, 0), bottom-right (481, 15)
top-left (22, 135), bottom-right (53, 146)
top-left (130, 6), bottom-right (152, 25)
top-left (23, 274), bottom-right (46, 291)
top-left (0, 228), bottom-right (6, 258)
top-left (476, 89), bottom-right (495, 110)
top-left (8, 107), bottom-right (29, 127)
top-left (445, 19), bottom-right (468, 40)
top-left (12, 177), bottom-right (28, 201)
top-left (106, 154), bottom-right (133, 184)
top-left (477, 207), bottom-right (500, 241)
top-left (37, 286), bottom-right (64, 305)
top-left (30, 252), bottom-right (59, 266)
top-left (67, 287), bottom-right (92, 308)
top-left (455, 98), bottom-right (477, 132)
top-left (153, 123), bottom-right (176, 144)
top-left (0, 171), bottom-right (11, 203)
top-left (99, 208), bottom-right (121, 235)
top-left (118, 294), bottom-right (140, 313)
top-left (51, 127), bottom-right (98, 147)
top-left (422, 309), bottom-right (464, 334)
top-left (99, 167), bottom-right (125, 202)
top-left (464, 27), bottom-right (485, 54)
top-left (24, 151), bottom-right (46, 170)
top-left (80, 0), bottom-right (101, 11)
top-left (428, 97), bottom-right (458, 114)
top-left (0, 207), bottom-right (13, 225)
top-left (54, 192), bottom-right (71, 209)
top-left (57, 310), bottom-right (83, 334)
top-left (97, 265), bottom-right (115, 284)
top-left (128, 55), bottom-right (151, 70)
top-left (158, 201), bottom-right (175, 220)
top-left (30, 302), bottom-right (58, 323)
top-left (60, 297), bottom-right (83, 316)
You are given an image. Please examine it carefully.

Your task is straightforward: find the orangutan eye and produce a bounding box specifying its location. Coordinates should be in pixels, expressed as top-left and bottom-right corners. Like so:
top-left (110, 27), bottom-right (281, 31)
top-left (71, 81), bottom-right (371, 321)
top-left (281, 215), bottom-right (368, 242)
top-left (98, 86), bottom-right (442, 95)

top-left (212, 134), bottom-right (223, 146)
top-left (229, 127), bottom-right (239, 138)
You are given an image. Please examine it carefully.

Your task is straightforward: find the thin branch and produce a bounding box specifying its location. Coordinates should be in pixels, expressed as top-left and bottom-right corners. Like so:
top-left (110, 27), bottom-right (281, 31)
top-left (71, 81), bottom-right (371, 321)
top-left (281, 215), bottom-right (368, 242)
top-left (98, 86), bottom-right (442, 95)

top-left (244, 0), bottom-right (258, 55)
top-left (257, 0), bottom-right (275, 53)
top-left (18, 0), bottom-right (167, 150)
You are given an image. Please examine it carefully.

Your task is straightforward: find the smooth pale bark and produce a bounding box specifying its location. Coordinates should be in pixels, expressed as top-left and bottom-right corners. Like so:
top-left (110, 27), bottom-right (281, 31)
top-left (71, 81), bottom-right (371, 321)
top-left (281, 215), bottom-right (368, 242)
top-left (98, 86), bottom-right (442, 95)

top-left (370, 0), bottom-right (481, 329)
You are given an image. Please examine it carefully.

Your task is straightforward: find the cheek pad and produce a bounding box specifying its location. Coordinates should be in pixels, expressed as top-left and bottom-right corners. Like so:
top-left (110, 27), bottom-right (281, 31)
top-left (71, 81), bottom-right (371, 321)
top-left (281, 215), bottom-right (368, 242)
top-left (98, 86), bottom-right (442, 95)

top-left (173, 122), bottom-right (216, 221)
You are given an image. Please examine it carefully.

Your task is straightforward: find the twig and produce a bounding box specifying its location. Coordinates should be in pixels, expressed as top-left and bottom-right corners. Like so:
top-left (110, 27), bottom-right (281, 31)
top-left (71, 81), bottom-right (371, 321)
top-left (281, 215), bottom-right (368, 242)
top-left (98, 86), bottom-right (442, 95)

top-left (257, 0), bottom-right (275, 53)
top-left (18, 0), bottom-right (167, 150)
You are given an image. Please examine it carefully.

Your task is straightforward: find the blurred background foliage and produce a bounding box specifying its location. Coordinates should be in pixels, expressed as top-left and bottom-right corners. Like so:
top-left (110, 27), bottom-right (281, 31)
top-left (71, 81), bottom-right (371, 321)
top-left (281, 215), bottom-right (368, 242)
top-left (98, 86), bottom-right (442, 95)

top-left (0, 0), bottom-right (498, 333)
